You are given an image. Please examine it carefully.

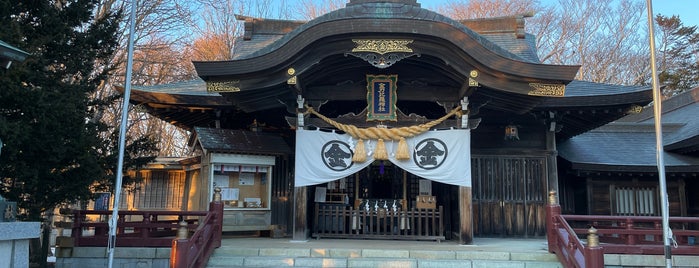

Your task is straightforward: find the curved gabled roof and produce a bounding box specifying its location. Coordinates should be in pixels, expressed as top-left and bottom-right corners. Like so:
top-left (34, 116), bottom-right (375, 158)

top-left (236, 3), bottom-right (526, 62)
top-left (193, 1), bottom-right (579, 83)
top-left (124, 0), bottom-right (653, 139)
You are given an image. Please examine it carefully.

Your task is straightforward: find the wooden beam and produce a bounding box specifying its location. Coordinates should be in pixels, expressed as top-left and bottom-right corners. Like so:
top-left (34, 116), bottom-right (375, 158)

top-left (304, 84), bottom-right (461, 102)
top-left (459, 186), bottom-right (473, 244)
top-left (292, 186), bottom-right (308, 241)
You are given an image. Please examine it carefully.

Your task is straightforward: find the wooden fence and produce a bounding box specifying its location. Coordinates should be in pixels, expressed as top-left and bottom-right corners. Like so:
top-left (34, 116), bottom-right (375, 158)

top-left (312, 203), bottom-right (445, 242)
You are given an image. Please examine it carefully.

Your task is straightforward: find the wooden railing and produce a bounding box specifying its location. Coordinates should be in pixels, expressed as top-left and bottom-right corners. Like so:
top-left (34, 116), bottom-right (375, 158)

top-left (171, 196), bottom-right (223, 268)
top-left (561, 215), bottom-right (699, 255)
top-left (546, 191), bottom-right (699, 268)
top-left (312, 203), bottom-right (445, 242)
top-left (546, 198), bottom-right (604, 268)
top-left (66, 189), bottom-right (224, 268)
top-left (69, 210), bottom-right (207, 247)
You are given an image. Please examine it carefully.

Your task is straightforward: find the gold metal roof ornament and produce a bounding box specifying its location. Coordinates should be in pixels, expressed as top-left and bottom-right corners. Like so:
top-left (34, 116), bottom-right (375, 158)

top-left (528, 83), bottom-right (565, 97)
top-left (206, 81), bottom-right (241, 92)
top-left (347, 39), bottom-right (419, 69)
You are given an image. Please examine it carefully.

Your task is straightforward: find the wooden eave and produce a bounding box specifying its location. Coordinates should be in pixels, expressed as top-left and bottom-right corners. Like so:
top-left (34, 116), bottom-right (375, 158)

top-left (206, 32), bottom-right (576, 115)
top-left (116, 86), bottom-right (235, 130)
top-left (537, 89), bottom-right (654, 108)
top-left (125, 90), bottom-right (233, 108)
top-left (535, 86), bottom-right (654, 140)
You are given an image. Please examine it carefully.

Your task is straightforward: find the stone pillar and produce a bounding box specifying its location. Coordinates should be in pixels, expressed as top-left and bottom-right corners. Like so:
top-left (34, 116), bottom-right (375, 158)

top-left (0, 222), bottom-right (40, 268)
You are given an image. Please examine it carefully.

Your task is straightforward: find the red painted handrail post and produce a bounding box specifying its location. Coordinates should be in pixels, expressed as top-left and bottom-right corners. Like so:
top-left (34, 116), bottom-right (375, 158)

top-left (584, 227), bottom-right (605, 268)
top-left (117, 213), bottom-right (125, 234)
top-left (72, 210), bottom-right (82, 246)
top-left (210, 187), bottom-right (224, 248)
top-left (142, 212), bottom-right (152, 238)
top-left (170, 221), bottom-right (190, 268)
top-left (546, 191), bottom-right (561, 253)
top-left (626, 218), bottom-right (636, 245)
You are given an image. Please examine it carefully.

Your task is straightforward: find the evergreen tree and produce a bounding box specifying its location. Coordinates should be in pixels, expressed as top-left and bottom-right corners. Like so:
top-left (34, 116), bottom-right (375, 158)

top-left (655, 15), bottom-right (699, 96)
top-left (0, 1), bottom-right (157, 266)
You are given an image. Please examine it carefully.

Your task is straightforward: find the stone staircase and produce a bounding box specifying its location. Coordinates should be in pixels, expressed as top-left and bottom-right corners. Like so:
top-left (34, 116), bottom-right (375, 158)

top-left (205, 237), bottom-right (562, 268)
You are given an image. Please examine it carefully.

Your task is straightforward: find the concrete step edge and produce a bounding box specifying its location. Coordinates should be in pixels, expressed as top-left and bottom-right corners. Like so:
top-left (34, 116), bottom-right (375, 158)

top-left (211, 247), bottom-right (557, 260)
top-left (206, 256), bottom-right (563, 268)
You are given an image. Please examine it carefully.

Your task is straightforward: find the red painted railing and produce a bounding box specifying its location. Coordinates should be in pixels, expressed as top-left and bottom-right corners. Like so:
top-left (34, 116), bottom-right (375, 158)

top-left (170, 199), bottom-right (223, 268)
top-left (546, 191), bottom-right (699, 268)
top-left (561, 215), bottom-right (699, 255)
top-left (547, 200), bottom-right (604, 268)
top-left (70, 210), bottom-right (207, 247)
top-left (67, 189), bottom-right (224, 268)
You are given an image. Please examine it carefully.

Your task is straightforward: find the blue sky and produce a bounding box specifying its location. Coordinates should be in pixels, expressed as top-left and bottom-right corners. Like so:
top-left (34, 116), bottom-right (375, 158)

top-left (649, 0), bottom-right (699, 27)
top-left (420, 0), bottom-right (699, 27)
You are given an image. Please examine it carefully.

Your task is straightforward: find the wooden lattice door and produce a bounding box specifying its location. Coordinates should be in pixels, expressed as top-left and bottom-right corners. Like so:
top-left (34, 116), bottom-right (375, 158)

top-left (471, 156), bottom-right (548, 237)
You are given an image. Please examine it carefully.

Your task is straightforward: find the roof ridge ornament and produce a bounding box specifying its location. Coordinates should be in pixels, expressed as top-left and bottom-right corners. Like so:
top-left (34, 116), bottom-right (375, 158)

top-left (346, 39), bottom-right (420, 69)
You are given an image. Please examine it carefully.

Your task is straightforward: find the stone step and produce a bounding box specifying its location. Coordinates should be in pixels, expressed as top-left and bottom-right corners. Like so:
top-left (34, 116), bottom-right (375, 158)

top-left (205, 246), bottom-right (563, 268)
top-left (206, 256), bottom-right (563, 268)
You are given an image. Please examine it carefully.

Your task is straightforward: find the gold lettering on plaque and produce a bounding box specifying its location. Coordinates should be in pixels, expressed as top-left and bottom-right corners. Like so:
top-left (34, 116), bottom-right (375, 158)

top-left (528, 83), bottom-right (565, 97)
top-left (206, 81), bottom-right (241, 92)
top-left (351, 39), bottom-right (413, 55)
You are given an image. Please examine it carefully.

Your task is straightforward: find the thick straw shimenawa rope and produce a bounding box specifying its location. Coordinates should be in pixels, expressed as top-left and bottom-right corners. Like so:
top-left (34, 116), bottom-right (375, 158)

top-left (306, 106), bottom-right (463, 161)
top-left (304, 105), bottom-right (462, 140)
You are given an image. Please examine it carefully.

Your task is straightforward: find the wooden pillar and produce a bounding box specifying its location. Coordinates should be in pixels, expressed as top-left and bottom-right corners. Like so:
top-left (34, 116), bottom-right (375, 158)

top-left (546, 130), bottom-right (559, 201)
top-left (402, 171), bottom-right (407, 202)
top-left (292, 186), bottom-right (308, 241)
top-left (459, 186), bottom-right (473, 244)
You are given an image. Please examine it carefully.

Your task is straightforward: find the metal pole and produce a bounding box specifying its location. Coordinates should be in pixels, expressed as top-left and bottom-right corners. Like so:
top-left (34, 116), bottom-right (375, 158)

top-left (107, 0), bottom-right (138, 267)
top-left (645, 1), bottom-right (672, 267)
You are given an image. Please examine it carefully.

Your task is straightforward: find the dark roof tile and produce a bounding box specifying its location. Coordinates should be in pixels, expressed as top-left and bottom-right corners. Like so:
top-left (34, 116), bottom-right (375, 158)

top-left (194, 127), bottom-right (292, 155)
top-left (616, 87), bottom-right (699, 151)
top-left (230, 3), bottom-right (533, 63)
top-left (558, 127), bottom-right (699, 172)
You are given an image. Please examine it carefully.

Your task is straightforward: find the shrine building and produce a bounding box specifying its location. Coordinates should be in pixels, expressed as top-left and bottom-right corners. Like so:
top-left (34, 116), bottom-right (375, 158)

top-left (119, 0), bottom-right (698, 244)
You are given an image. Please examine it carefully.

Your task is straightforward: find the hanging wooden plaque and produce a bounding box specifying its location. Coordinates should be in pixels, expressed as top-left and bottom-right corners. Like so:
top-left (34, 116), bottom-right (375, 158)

top-left (366, 74), bottom-right (398, 121)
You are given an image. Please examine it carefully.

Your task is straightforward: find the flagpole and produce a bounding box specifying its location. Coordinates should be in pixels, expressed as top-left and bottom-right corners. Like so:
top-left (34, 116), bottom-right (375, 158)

top-left (645, 1), bottom-right (672, 267)
top-left (108, 0), bottom-right (138, 267)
